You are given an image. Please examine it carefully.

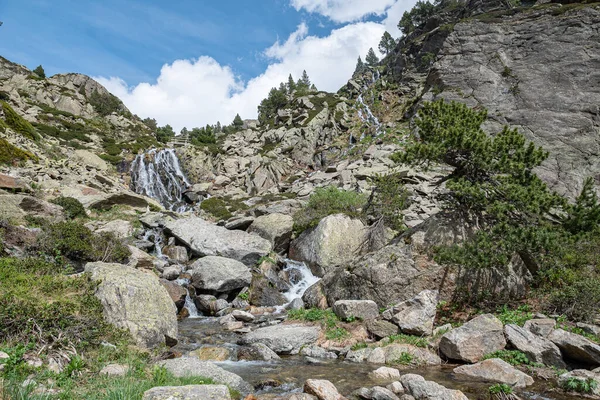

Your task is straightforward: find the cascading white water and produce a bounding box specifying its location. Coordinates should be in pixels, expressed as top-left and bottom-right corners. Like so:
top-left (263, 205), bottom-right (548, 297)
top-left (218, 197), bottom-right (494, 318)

top-left (281, 259), bottom-right (321, 303)
top-left (176, 278), bottom-right (201, 318)
top-left (130, 148), bottom-right (191, 212)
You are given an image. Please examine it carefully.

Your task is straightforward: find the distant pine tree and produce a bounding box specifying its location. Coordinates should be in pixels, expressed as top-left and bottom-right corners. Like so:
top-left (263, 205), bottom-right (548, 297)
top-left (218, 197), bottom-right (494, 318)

top-left (287, 74), bottom-right (296, 94)
top-left (233, 113), bottom-right (244, 128)
top-left (33, 65), bottom-right (46, 79)
top-left (378, 31), bottom-right (396, 55)
top-left (354, 56), bottom-right (365, 76)
top-left (365, 48), bottom-right (380, 67)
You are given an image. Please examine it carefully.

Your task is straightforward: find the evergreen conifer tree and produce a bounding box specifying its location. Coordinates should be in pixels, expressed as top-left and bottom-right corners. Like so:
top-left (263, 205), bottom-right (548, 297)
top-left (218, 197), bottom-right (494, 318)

top-left (287, 74), bottom-right (296, 94)
top-left (33, 65), bottom-right (46, 79)
top-left (378, 31), bottom-right (396, 55)
top-left (233, 113), bottom-right (244, 129)
top-left (365, 48), bottom-right (380, 67)
top-left (354, 56), bottom-right (365, 76)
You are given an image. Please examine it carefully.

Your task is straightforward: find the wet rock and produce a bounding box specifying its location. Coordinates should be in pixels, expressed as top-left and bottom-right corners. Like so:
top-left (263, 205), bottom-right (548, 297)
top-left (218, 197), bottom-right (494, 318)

top-left (289, 214), bottom-right (366, 277)
top-left (128, 246), bottom-right (167, 271)
top-left (439, 314), bottom-right (506, 363)
top-left (99, 364), bottom-right (129, 376)
top-left (455, 358), bottom-right (534, 388)
top-left (85, 262), bottom-right (177, 349)
top-left (237, 343), bottom-right (280, 361)
top-left (232, 310), bottom-right (255, 322)
top-left (302, 282), bottom-right (328, 309)
top-left (389, 290), bottom-right (438, 336)
top-left (161, 265), bottom-right (182, 281)
top-left (165, 217), bottom-right (272, 266)
top-left (189, 347), bottom-right (231, 361)
top-left (345, 347), bottom-right (373, 363)
top-left (380, 344), bottom-right (441, 366)
top-left (369, 367), bottom-right (401, 380)
top-left (403, 377), bottom-right (468, 400)
top-left (247, 213), bottom-right (294, 253)
top-left (190, 256), bottom-right (252, 294)
top-left (239, 324), bottom-right (320, 354)
top-left (548, 328), bottom-right (600, 366)
top-left (304, 379), bottom-right (346, 400)
top-left (141, 384), bottom-right (232, 400)
top-left (333, 300), bottom-right (379, 321)
top-left (367, 320), bottom-right (399, 339)
top-left (163, 245), bottom-right (188, 263)
top-left (196, 295), bottom-right (229, 316)
top-left (158, 357), bottom-right (252, 393)
top-left (523, 318), bottom-right (555, 337)
top-left (504, 324), bottom-right (565, 368)
top-left (300, 346), bottom-right (337, 359)
top-left (249, 274), bottom-right (287, 306)
top-left (88, 192), bottom-right (162, 211)
top-left (286, 298), bottom-right (305, 311)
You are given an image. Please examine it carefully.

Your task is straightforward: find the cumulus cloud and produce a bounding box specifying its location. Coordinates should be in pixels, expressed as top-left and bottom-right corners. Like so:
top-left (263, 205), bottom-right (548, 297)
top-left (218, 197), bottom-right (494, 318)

top-left (290, 0), bottom-right (397, 23)
top-left (97, 22), bottom-right (384, 132)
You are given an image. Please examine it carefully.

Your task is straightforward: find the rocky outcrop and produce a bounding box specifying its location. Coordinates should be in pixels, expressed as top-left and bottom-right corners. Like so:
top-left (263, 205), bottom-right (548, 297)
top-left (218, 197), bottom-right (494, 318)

top-left (453, 358), bottom-right (534, 388)
top-left (142, 385), bottom-right (231, 400)
top-left (189, 256), bottom-right (252, 294)
top-left (289, 214), bottom-right (366, 277)
top-left (548, 328), bottom-right (600, 366)
top-left (247, 213), bottom-right (294, 253)
top-left (504, 324), bottom-right (565, 368)
top-left (165, 217), bottom-right (272, 266)
top-left (439, 314), bottom-right (506, 363)
top-left (238, 324), bottom-right (321, 355)
top-left (158, 357), bottom-right (252, 393)
top-left (85, 262), bottom-right (177, 348)
top-left (333, 300), bottom-right (379, 321)
top-left (523, 318), bottom-right (555, 338)
top-left (388, 290), bottom-right (438, 336)
top-left (321, 244), bottom-right (452, 308)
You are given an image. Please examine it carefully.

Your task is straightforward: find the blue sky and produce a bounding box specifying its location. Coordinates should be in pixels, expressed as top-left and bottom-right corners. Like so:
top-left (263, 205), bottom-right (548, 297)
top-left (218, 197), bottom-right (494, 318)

top-left (0, 0), bottom-right (418, 129)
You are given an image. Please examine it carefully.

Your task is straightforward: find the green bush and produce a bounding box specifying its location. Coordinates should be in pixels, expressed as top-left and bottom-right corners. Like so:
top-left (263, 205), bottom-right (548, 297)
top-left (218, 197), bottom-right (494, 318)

top-left (365, 173), bottom-right (409, 231)
top-left (293, 186), bottom-right (367, 234)
top-left (1, 101), bottom-right (39, 141)
top-left (32, 65), bottom-right (46, 79)
top-left (89, 90), bottom-right (122, 116)
top-left (488, 383), bottom-right (513, 395)
top-left (37, 221), bottom-right (130, 263)
top-left (547, 277), bottom-right (600, 323)
top-left (561, 377), bottom-right (598, 394)
top-left (483, 350), bottom-right (531, 366)
top-left (51, 196), bottom-right (87, 220)
top-left (0, 138), bottom-right (37, 165)
top-left (496, 304), bottom-right (533, 326)
top-left (200, 197), bottom-right (232, 220)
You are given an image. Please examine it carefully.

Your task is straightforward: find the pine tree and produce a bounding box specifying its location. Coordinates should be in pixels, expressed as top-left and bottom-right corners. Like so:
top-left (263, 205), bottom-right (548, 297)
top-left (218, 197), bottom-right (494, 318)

top-left (287, 74), bottom-right (296, 94)
top-left (354, 56), bottom-right (365, 76)
top-left (233, 113), bottom-right (244, 129)
top-left (215, 121), bottom-right (222, 133)
top-left (365, 48), bottom-right (380, 67)
top-left (33, 65), bottom-right (46, 79)
top-left (299, 70), bottom-right (311, 87)
top-left (398, 0), bottom-right (436, 35)
top-left (378, 31), bottom-right (396, 55)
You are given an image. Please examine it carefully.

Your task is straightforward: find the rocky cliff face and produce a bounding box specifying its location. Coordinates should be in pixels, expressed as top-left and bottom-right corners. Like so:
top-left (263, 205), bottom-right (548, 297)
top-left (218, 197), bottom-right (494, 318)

top-left (385, 2), bottom-right (600, 197)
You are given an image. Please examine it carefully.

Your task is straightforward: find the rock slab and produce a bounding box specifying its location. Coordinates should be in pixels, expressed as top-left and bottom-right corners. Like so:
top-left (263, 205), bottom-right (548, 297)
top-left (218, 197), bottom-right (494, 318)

top-left (439, 314), bottom-right (506, 363)
top-left (189, 256), bottom-right (252, 294)
top-left (333, 300), bottom-right (379, 321)
top-left (239, 324), bottom-right (320, 354)
top-left (390, 290), bottom-right (438, 336)
top-left (141, 385), bottom-right (231, 400)
top-left (453, 358), bottom-right (534, 388)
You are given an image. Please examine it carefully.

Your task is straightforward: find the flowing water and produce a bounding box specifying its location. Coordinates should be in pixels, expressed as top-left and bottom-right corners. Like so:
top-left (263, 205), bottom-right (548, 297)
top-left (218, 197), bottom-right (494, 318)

top-left (130, 148), bottom-right (191, 212)
top-left (280, 259), bottom-right (320, 304)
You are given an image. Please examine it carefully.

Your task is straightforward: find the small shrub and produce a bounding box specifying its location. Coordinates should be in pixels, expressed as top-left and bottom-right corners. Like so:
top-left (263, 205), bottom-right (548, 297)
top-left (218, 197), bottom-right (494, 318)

top-left (326, 327), bottom-right (350, 341)
top-left (483, 350), bottom-right (530, 366)
top-left (561, 377), bottom-right (598, 394)
top-left (89, 90), bottom-right (122, 116)
top-left (496, 304), bottom-right (533, 326)
top-left (51, 196), bottom-right (87, 219)
top-left (389, 352), bottom-right (414, 365)
top-left (1, 101), bottom-right (38, 141)
top-left (32, 65), bottom-right (46, 79)
top-left (351, 342), bottom-right (368, 351)
top-left (489, 383), bottom-right (513, 394)
top-left (547, 277), bottom-right (600, 323)
top-left (293, 186), bottom-right (367, 234)
top-left (200, 197), bottom-right (232, 221)
top-left (0, 138), bottom-right (37, 165)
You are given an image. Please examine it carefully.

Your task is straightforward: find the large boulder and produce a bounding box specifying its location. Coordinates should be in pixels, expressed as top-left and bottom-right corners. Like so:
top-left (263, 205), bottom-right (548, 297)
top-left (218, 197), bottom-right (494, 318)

top-left (158, 357), bottom-right (252, 393)
top-left (0, 194), bottom-right (64, 225)
top-left (439, 314), bottom-right (506, 363)
top-left (333, 300), bottom-right (379, 321)
top-left (504, 324), bottom-right (565, 368)
top-left (238, 324), bottom-right (320, 354)
top-left (389, 290), bottom-right (438, 336)
top-left (304, 379), bottom-right (346, 400)
top-left (321, 244), bottom-right (452, 308)
top-left (368, 344), bottom-right (442, 366)
top-left (401, 374), bottom-right (468, 400)
top-left (548, 329), bottom-right (600, 366)
top-left (247, 213), bottom-right (294, 253)
top-left (189, 256), bottom-right (252, 294)
top-left (453, 358), bottom-right (534, 388)
top-left (523, 318), bottom-right (555, 338)
top-left (289, 214), bottom-right (366, 277)
top-left (302, 282), bottom-right (329, 309)
top-left (142, 385), bottom-right (231, 400)
top-left (85, 262), bottom-right (177, 348)
top-left (165, 217), bottom-right (272, 266)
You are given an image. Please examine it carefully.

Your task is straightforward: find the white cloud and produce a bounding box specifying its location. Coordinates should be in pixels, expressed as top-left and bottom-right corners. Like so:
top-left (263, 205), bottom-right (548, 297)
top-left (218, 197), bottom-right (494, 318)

top-left (97, 22), bottom-right (385, 132)
top-left (290, 0), bottom-right (397, 23)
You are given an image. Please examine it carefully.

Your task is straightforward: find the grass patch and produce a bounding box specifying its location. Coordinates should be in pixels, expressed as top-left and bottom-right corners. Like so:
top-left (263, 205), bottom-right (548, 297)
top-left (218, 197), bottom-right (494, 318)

top-left (288, 308), bottom-right (350, 342)
top-left (0, 138), bottom-right (38, 165)
top-left (200, 197), bottom-right (233, 220)
top-left (2, 101), bottom-right (38, 141)
top-left (388, 352), bottom-right (414, 366)
top-left (483, 350), bottom-right (531, 366)
top-left (496, 304), bottom-right (533, 326)
top-left (388, 333), bottom-right (428, 348)
top-left (293, 186), bottom-right (367, 235)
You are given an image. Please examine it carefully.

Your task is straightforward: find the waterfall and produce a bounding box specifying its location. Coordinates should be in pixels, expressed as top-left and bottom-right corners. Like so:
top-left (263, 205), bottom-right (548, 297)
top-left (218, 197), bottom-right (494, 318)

top-left (130, 148), bottom-right (191, 212)
top-left (176, 278), bottom-right (201, 318)
top-left (281, 259), bottom-right (321, 303)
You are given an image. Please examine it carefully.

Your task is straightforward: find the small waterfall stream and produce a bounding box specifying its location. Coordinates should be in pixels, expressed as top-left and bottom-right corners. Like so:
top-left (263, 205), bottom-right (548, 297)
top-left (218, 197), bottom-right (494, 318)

top-left (130, 148), bottom-right (191, 212)
top-left (281, 259), bottom-right (320, 304)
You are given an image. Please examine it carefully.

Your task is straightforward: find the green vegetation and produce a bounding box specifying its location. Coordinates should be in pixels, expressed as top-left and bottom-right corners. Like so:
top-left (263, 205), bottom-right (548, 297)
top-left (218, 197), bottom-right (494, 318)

top-left (483, 350), bottom-right (531, 366)
top-left (89, 89), bottom-right (122, 116)
top-left (496, 304), bottom-right (533, 326)
top-left (1, 101), bottom-right (39, 141)
top-left (32, 65), bottom-right (46, 79)
top-left (156, 124), bottom-right (175, 143)
top-left (488, 383), bottom-right (514, 397)
top-left (396, 99), bottom-right (600, 320)
top-left (0, 138), bottom-right (37, 165)
top-left (50, 196), bottom-right (87, 220)
top-left (561, 377), bottom-right (598, 394)
top-left (257, 71), bottom-right (317, 125)
top-left (200, 197), bottom-right (233, 221)
top-left (398, 0), bottom-right (436, 35)
top-left (36, 221), bottom-right (130, 264)
top-left (288, 308), bottom-right (350, 342)
top-left (365, 48), bottom-right (380, 67)
top-left (389, 352), bottom-right (414, 365)
top-left (365, 173), bottom-right (410, 231)
top-left (293, 186), bottom-right (367, 234)
top-left (378, 31), bottom-right (397, 56)
top-left (351, 342), bottom-right (368, 351)
top-left (388, 333), bottom-right (428, 348)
